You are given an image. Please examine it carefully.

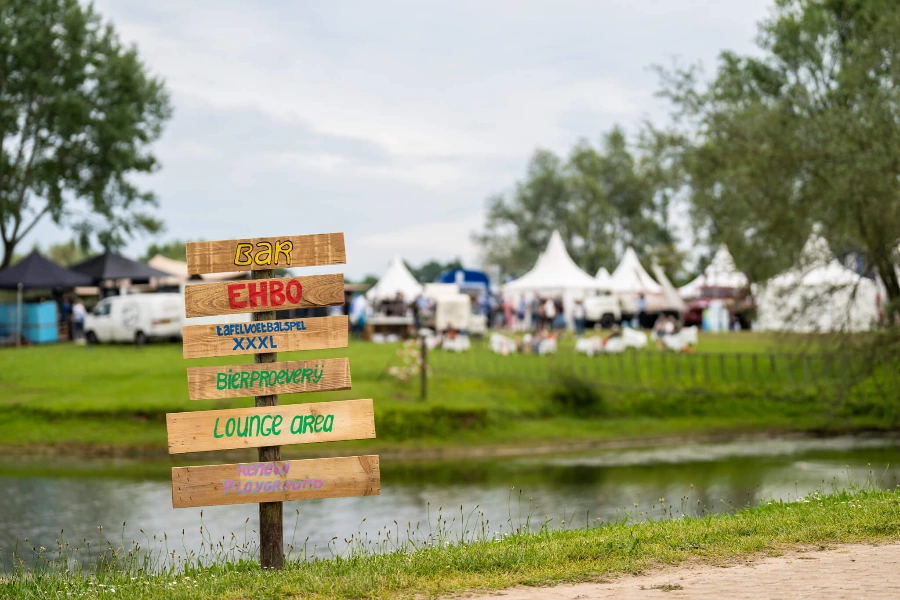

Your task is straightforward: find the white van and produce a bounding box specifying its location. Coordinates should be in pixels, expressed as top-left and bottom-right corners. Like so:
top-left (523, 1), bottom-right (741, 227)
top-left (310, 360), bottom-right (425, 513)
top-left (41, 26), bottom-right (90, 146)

top-left (85, 293), bottom-right (183, 344)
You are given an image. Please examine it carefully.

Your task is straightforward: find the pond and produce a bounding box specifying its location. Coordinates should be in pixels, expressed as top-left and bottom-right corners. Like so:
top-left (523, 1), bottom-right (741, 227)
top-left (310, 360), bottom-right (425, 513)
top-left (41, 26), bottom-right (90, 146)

top-left (2, 435), bottom-right (899, 569)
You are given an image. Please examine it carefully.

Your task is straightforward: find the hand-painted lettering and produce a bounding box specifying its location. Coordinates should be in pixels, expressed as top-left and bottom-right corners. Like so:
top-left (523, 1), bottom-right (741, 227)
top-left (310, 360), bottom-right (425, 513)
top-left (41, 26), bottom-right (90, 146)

top-left (234, 243), bottom-right (253, 266)
top-left (214, 413), bottom-right (335, 438)
top-left (230, 240), bottom-right (295, 268)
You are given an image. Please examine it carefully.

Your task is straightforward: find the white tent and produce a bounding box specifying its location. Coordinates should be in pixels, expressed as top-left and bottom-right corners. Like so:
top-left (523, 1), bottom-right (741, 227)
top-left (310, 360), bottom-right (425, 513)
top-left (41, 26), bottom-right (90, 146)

top-left (366, 255), bottom-right (423, 301)
top-left (756, 230), bottom-right (878, 332)
top-left (595, 267), bottom-right (612, 288)
top-left (651, 262), bottom-right (687, 313)
top-left (503, 230), bottom-right (606, 327)
top-left (608, 247), bottom-right (668, 313)
top-left (679, 245), bottom-right (749, 300)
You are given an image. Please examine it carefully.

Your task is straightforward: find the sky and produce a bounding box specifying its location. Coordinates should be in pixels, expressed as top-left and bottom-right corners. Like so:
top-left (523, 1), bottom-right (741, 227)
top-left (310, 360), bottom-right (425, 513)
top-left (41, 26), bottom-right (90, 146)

top-left (29, 0), bottom-right (773, 279)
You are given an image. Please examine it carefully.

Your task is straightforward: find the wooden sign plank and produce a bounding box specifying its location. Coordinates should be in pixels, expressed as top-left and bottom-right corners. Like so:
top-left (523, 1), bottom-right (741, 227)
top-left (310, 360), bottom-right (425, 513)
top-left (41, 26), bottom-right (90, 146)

top-left (186, 232), bottom-right (346, 275)
top-left (172, 455), bottom-right (380, 509)
top-left (187, 357), bottom-right (351, 400)
top-left (182, 315), bottom-right (348, 360)
top-left (166, 399), bottom-right (375, 454)
top-left (184, 273), bottom-right (344, 318)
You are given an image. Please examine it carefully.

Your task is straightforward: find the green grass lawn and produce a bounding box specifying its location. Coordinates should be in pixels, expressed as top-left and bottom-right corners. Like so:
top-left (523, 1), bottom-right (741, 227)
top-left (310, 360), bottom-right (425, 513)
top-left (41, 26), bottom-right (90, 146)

top-left (0, 332), bottom-right (897, 455)
top-left (3, 487), bottom-right (899, 599)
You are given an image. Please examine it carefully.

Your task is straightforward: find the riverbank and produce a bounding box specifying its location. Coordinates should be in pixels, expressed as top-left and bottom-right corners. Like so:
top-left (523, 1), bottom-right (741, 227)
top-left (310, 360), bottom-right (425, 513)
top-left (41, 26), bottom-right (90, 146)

top-left (2, 335), bottom-right (897, 459)
top-left (3, 488), bottom-right (898, 599)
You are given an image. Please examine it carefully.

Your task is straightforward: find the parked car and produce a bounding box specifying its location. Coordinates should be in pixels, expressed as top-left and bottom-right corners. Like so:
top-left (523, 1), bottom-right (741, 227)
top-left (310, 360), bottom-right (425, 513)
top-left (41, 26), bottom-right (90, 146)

top-left (84, 293), bottom-right (183, 344)
top-left (583, 291), bottom-right (622, 328)
top-left (683, 286), bottom-right (755, 329)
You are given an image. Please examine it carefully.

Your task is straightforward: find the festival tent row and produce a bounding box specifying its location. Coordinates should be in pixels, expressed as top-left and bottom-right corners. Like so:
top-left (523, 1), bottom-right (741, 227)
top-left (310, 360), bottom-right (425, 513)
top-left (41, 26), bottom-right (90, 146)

top-left (755, 229), bottom-right (879, 332)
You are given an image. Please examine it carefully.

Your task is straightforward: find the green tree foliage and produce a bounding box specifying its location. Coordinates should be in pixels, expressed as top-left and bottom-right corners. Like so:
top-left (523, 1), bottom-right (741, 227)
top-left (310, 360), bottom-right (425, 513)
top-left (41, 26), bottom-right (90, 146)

top-left (41, 238), bottom-right (88, 266)
top-left (408, 258), bottom-right (464, 283)
top-left (475, 128), bottom-right (676, 277)
top-left (0, 0), bottom-right (172, 269)
top-left (142, 239), bottom-right (186, 262)
top-left (655, 0), bottom-right (900, 318)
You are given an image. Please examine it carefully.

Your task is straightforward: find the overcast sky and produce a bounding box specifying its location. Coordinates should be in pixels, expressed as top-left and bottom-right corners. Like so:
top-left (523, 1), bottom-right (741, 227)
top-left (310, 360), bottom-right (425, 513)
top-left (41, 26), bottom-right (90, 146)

top-left (30, 0), bottom-right (772, 278)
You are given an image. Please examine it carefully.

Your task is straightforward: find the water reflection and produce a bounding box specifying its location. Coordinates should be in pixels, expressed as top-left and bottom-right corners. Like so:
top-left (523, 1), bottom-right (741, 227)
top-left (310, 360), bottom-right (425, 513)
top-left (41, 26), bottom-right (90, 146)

top-left (1, 435), bottom-right (898, 569)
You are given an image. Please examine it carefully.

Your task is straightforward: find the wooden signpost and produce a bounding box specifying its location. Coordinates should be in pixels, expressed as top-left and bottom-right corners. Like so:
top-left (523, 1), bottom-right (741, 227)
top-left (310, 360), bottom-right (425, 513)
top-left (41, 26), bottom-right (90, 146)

top-left (168, 232), bottom-right (379, 570)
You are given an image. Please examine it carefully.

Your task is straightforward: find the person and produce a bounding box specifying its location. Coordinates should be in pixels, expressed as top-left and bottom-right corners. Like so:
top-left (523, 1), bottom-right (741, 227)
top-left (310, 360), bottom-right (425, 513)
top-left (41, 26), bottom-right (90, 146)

top-left (502, 296), bottom-right (513, 330)
top-left (573, 299), bottom-right (586, 336)
top-left (603, 323), bottom-right (621, 347)
top-left (543, 297), bottom-right (556, 331)
top-left (72, 298), bottom-right (87, 344)
top-left (530, 297), bottom-right (542, 332)
top-left (60, 295), bottom-right (72, 340)
top-left (636, 293), bottom-right (647, 329)
top-left (517, 298), bottom-right (527, 330)
top-left (349, 293), bottom-right (368, 338)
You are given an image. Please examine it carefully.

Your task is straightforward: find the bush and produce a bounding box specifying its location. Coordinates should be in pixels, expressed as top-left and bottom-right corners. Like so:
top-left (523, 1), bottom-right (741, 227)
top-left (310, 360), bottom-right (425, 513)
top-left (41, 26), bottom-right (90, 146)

top-left (549, 373), bottom-right (606, 417)
top-left (376, 406), bottom-right (491, 440)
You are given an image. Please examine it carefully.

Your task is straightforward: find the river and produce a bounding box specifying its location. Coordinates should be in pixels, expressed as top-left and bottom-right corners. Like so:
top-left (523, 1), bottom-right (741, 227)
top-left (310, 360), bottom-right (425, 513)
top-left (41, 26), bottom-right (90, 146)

top-left (2, 435), bottom-right (899, 569)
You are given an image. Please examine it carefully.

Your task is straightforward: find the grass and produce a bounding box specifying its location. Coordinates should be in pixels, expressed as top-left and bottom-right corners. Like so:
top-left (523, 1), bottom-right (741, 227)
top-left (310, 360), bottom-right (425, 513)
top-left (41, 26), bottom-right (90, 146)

top-left (1, 332), bottom-right (898, 456)
top-left (2, 486), bottom-right (899, 599)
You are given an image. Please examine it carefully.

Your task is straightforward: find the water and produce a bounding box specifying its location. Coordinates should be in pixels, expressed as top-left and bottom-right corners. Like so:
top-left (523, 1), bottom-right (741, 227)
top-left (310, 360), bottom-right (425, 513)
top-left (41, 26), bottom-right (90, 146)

top-left (2, 435), bottom-right (899, 569)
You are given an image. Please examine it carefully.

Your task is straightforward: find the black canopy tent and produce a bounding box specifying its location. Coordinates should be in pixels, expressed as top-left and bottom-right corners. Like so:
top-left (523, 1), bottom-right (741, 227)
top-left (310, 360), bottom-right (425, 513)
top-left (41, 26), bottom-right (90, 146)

top-left (70, 250), bottom-right (170, 287)
top-left (0, 251), bottom-right (93, 345)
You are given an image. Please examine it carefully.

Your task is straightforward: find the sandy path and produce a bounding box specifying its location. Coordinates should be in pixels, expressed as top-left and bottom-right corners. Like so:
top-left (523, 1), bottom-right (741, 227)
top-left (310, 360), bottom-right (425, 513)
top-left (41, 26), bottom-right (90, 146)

top-left (459, 543), bottom-right (900, 599)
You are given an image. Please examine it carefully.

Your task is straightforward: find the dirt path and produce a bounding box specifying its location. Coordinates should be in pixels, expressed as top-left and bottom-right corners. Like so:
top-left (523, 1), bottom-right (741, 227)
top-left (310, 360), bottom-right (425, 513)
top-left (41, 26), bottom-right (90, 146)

top-left (460, 543), bottom-right (900, 599)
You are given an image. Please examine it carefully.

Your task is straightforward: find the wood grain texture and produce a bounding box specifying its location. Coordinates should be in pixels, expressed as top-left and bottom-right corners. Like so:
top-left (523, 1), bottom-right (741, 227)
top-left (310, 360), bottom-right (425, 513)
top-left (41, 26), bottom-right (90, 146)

top-left (182, 315), bottom-right (348, 359)
top-left (186, 232), bottom-right (346, 275)
top-left (187, 357), bottom-right (352, 400)
top-left (183, 273), bottom-right (344, 317)
top-left (166, 399), bottom-right (375, 454)
top-left (171, 455), bottom-right (380, 509)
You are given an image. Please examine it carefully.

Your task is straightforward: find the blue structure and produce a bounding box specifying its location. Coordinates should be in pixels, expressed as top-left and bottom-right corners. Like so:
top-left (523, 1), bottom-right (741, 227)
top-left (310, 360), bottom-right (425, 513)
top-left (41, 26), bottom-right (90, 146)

top-left (436, 268), bottom-right (491, 294)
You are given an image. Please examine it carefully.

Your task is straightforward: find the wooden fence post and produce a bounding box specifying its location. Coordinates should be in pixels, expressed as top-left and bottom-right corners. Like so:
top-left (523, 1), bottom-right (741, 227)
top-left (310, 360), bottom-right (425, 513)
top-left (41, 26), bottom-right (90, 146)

top-left (420, 334), bottom-right (428, 401)
top-left (252, 268), bottom-right (284, 570)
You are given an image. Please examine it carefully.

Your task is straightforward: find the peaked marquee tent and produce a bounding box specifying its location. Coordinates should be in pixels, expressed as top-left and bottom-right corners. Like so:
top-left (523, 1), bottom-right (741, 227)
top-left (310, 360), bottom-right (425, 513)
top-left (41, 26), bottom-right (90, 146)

top-left (366, 255), bottom-right (423, 301)
top-left (71, 251), bottom-right (170, 284)
top-left (608, 247), bottom-right (668, 313)
top-left (503, 230), bottom-right (605, 327)
top-left (756, 230), bottom-right (878, 332)
top-left (679, 245), bottom-right (749, 300)
top-left (595, 267), bottom-right (612, 288)
top-left (0, 251), bottom-right (94, 290)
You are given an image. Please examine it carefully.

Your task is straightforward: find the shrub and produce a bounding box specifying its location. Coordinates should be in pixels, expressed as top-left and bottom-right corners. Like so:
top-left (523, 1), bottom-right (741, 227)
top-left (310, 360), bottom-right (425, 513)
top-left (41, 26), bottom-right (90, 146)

top-left (549, 373), bottom-right (606, 417)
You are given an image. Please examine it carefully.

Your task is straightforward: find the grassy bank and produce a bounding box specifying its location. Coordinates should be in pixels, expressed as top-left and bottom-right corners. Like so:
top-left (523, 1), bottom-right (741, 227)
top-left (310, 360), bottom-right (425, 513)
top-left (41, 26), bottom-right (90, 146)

top-left (1, 333), bottom-right (898, 457)
top-left (3, 487), bottom-right (899, 599)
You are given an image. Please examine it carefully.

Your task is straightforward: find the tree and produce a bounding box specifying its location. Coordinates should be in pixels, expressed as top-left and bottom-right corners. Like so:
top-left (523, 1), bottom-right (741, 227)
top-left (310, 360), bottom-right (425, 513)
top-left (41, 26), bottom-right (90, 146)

top-left (655, 0), bottom-right (900, 319)
top-left (0, 0), bottom-right (172, 269)
top-left (42, 238), bottom-right (88, 266)
top-left (475, 128), bottom-right (676, 277)
top-left (142, 239), bottom-right (187, 262)
top-left (409, 258), bottom-right (464, 283)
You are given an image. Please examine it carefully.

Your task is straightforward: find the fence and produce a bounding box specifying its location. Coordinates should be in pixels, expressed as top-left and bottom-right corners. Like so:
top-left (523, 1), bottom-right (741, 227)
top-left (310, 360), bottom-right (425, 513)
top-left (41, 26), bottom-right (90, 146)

top-left (422, 340), bottom-right (887, 398)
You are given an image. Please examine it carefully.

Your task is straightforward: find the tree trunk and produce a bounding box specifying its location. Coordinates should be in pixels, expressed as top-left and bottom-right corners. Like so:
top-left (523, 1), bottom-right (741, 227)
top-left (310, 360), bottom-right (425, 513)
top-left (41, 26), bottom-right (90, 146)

top-left (1, 238), bottom-right (14, 270)
top-left (875, 258), bottom-right (900, 327)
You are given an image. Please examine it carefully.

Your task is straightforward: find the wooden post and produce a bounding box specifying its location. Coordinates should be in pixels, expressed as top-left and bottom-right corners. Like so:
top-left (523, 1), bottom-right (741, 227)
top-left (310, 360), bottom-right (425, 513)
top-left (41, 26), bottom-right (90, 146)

top-left (253, 269), bottom-right (284, 570)
top-left (420, 334), bottom-right (428, 401)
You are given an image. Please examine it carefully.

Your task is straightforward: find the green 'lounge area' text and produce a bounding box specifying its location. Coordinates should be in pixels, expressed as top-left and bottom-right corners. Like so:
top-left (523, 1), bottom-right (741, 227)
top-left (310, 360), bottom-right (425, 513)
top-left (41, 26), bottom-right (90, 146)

top-left (212, 413), bottom-right (335, 439)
